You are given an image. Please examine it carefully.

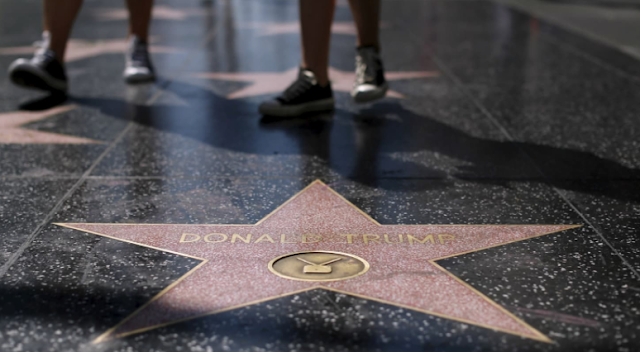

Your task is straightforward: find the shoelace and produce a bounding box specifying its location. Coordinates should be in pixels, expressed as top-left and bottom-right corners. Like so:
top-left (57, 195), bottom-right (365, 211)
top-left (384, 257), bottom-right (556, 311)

top-left (355, 51), bottom-right (380, 85)
top-left (33, 32), bottom-right (53, 58)
top-left (32, 44), bottom-right (57, 65)
top-left (131, 41), bottom-right (150, 64)
top-left (280, 75), bottom-right (313, 102)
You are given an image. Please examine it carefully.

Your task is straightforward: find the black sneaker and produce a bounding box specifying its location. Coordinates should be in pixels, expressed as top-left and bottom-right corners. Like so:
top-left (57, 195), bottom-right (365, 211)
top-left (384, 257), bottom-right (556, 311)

top-left (259, 68), bottom-right (334, 117)
top-left (352, 46), bottom-right (387, 103)
top-left (8, 32), bottom-right (68, 93)
top-left (124, 35), bottom-right (155, 83)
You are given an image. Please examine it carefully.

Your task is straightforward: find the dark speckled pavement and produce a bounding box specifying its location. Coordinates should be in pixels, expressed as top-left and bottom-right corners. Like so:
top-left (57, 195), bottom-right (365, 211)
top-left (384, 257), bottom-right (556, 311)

top-left (0, 0), bottom-right (639, 351)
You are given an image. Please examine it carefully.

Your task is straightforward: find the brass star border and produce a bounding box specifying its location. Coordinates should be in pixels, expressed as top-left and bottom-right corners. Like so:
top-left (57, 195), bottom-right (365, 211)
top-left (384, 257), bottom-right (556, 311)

top-left (55, 180), bottom-right (580, 344)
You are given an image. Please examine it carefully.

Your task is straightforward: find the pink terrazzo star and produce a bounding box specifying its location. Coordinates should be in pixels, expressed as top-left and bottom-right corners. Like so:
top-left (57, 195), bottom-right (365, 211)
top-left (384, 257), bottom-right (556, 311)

top-left (58, 181), bottom-right (578, 343)
top-left (0, 38), bottom-right (180, 63)
top-left (193, 67), bottom-right (438, 99)
top-left (94, 6), bottom-right (206, 22)
top-left (0, 105), bottom-right (100, 144)
top-left (240, 21), bottom-right (389, 37)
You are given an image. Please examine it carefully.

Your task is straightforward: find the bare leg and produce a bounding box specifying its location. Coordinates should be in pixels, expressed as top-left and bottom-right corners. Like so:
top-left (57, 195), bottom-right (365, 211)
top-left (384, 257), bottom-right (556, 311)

top-left (126, 0), bottom-right (154, 41)
top-left (347, 0), bottom-right (380, 50)
top-left (43, 0), bottom-right (84, 59)
top-left (299, 0), bottom-right (336, 86)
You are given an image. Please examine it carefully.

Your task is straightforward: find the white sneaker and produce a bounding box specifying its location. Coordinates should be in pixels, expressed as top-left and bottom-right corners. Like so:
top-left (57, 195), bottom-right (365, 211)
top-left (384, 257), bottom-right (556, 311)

top-left (124, 35), bottom-right (155, 83)
top-left (352, 46), bottom-right (388, 103)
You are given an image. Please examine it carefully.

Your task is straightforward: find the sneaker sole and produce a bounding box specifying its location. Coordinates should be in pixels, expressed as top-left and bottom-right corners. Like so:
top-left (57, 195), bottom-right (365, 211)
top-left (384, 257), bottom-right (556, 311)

top-left (259, 98), bottom-right (335, 117)
top-left (352, 83), bottom-right (388, 104)
top-left (9, 63), bottom-right (67, 93)
top-left (124, 72), bottom-right (156, 84)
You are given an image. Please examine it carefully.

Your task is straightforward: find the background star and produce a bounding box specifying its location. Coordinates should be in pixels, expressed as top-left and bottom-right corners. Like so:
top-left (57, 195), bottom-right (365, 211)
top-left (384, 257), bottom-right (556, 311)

top-left (240, 21), bottom-right (390, 37)
top-left (93, 6), bottom-right (206, 21)
top-left (193, 67), bottom-right (438, 99)
top-left (0, 38), bottom-right (180, 63)
top-left (0, 105), bottom-right (100, 144)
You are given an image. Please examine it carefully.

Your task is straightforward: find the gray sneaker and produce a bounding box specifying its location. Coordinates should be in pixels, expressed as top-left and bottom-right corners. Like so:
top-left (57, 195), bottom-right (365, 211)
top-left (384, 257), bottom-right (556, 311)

top-left (124, 36), bottom-right (155, 83)
top-left (352, 46), bottom-right (388, 103)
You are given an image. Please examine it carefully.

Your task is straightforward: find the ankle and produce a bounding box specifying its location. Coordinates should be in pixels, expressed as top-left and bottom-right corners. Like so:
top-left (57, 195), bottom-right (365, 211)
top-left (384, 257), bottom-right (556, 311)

top-left (47, 43), bottom-right (66, 62)
top-left (357, 44), bottom-right (381, 53)
top-left (48, 48), bottom-right (65, 62)
top-left (317, 78), bottom-right (330, 88)
top-left (128, 32), bottom-right (149, 44)
top-left (301, 66), bottom-right (330, 87)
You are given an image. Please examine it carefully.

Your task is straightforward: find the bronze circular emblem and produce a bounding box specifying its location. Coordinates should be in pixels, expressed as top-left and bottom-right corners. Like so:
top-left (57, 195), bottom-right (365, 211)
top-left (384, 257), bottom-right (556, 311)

top-left (268, 251), bottom-right (370, 282)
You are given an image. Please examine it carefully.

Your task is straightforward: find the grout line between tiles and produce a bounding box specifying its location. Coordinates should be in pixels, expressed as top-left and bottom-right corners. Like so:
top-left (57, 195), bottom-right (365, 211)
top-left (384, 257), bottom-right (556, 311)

top-left (0, 14), bottom-right (221, 279)
top-left (540, 31), bottom-right (640, 84)
top-left (0, 122), bottom-right (134, 279)
top-left (493, 0), bottom-right (640, 82)
top-left (398, 16), bottom-right (640, 281)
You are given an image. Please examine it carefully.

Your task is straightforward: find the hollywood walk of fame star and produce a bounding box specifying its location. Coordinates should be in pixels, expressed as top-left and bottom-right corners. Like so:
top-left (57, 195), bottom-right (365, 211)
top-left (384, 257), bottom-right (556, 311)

top-left (57, 180), bottom-right (579, 343)
top-left (0, 105), bottom-right (100, 144)
top-left (94, 6), bottom-right (206, 22)
top-left (239, 21), bottom-right (389, 37)
top-left (193, 67), bottom-right (438, 99)
top-left (0, 38), bottom-right (180, 63)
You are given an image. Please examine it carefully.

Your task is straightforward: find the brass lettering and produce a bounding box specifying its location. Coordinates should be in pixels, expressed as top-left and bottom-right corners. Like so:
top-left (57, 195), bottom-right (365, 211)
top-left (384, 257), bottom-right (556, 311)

top-left (204, 233), bottom-right (227, 243)
top-left (340, 234), bottom-right (357, 244)
top-left (363, 234), bottom-right (381, 244)
top-left (280, 234), bottom-right (297, 244)
top-left (384, 234), bottom-right (403, 244)
top-left (180, 233), bottom-right (201, 243)
top-left (302, 234), bottom-right (321, 243)
top-left (205, 233), bottom-right (451, 245)
top-left (438, 234), bottom-right (455, 244)
top-left (255, 234), bottom-right (275, 243)
top-left (231, 233), bottom-right (252, 243)
top-left (407, 234), bottom-right (435, 245)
